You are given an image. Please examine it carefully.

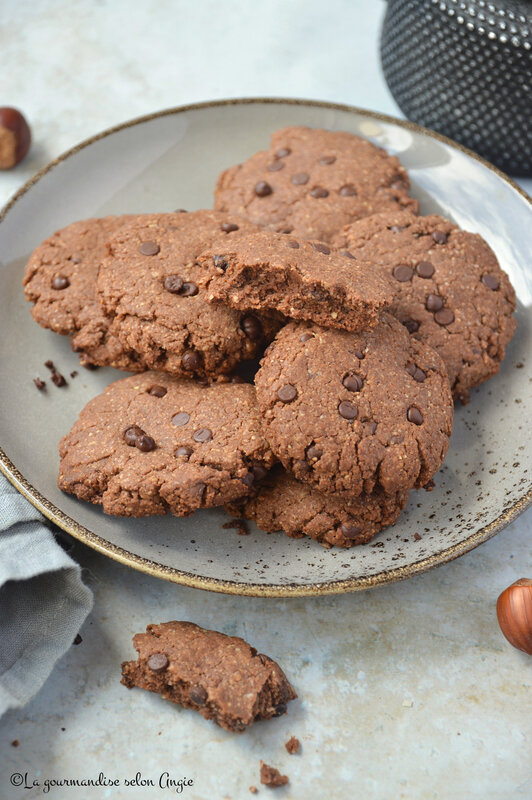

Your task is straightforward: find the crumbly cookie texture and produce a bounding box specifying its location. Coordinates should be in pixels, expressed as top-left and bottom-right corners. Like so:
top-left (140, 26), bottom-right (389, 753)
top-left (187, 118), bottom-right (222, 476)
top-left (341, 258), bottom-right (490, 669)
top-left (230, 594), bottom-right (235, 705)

top-left (58, 372), bottom-right (275, 517)
top-left (340, 210), bottom-right (517, 403)
top-left (214, 126), bottom-right (418, 243)
top-left (227, 467), bottom-right (409, 548)
top-left (23, 216), bottom-right (143, 370)
top-left (198, 229), bottom-right (394, 333)
top-left (97, 210), bottom-right (283, 379)
top-left (255, 315), bottom-right (453, 497)
top-left (121, 621), bottom-right (297, 733)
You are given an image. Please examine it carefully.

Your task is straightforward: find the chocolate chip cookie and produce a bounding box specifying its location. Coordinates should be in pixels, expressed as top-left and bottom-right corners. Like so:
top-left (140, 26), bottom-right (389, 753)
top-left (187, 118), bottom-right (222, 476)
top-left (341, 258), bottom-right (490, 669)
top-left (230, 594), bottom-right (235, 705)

top-left (214, 126), bottom-right (418, 243)
top-left (255, 315), bottom-right (453, 496)
top-left (227, 467), bottom-right (409, 548)
top-left (340, 210), bottom-right (517, 403)
top-left (198, 229), bottom-right (394, 332)
top-left (23, 216), bottom-right (143, 370)
top-left (121, 621), bottom-right (297, 733)
top-left (58, 372), bottom-right (275, 516)
top-left (97, 210), bottom-right (283, 378)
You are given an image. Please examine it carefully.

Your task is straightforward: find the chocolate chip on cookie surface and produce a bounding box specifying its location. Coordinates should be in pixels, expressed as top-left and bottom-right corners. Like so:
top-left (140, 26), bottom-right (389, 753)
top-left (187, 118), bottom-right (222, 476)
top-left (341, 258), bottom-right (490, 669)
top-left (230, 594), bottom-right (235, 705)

top-left (340, 210), bottom-right (517, 403)
top-left (58, 372), bottom-right (275, 516)
top-left (199, 229), bottom-right (394, 332)
top-left (214, 126), bottom-right (418, 243)
top-left (121, 621), bottom-right (296, 733)
top-left (255, 315), bottom-right (453, 497)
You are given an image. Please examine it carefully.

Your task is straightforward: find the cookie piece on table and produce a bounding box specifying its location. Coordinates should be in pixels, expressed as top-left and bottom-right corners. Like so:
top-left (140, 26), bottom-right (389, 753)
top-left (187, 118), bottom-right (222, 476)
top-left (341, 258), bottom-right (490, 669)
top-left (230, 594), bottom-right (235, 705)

top-left (121, 621), bottom-right (297, 733)
top-left (58, 373), bottom-right (275, 516)
top-left (23, 216), bottom-right (143, 370)
top-left (214, 126), bottom-right (418, 243)
top-left (255, 316), bottom-right (453, 497)
top-left (227, 467), bottom-right (409, 548)
top-left (199, 230), bottom-right (394, 333)
top-left (340, 210), bottom-right (517, 403)
top-left (97, 210), bottom-right (283, 379)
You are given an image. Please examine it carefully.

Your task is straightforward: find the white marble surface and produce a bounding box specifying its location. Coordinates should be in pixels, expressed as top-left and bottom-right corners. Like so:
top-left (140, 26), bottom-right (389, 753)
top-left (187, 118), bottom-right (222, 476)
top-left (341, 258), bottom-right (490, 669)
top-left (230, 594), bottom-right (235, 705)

top-left (1, 1), bottom-right (531, 798)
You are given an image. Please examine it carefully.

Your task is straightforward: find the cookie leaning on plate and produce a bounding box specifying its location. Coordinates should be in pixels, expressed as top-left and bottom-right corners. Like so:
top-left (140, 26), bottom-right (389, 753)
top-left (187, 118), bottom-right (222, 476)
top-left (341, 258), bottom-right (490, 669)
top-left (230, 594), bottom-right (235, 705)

top-left (214, 126), bottom-right (418, 243)
top-left (255, 315), bottom-right (453, 497)
top-left (58, 372), bottom-right (275, 516)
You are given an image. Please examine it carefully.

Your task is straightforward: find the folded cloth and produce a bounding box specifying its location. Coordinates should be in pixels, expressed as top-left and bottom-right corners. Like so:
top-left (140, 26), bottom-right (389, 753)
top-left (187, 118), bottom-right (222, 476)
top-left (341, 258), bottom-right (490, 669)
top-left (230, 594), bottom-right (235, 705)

top-left (0, 472), bottom-right (93, 716)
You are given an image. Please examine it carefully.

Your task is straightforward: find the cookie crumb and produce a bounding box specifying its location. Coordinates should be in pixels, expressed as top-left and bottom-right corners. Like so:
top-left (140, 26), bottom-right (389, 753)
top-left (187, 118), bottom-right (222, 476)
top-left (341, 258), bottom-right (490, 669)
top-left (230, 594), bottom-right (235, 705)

top-left (44, 359), bottom-right (55, 370)
top-left (70, 370), bottom-right (78, 378)
top-left (260, 761), bottom-right (288, 788)
top-left (413, 533), bottom-right (422, 541)
top-left (285, 735), bottom-right (300, 754)
top-left (51, 370), bottom-right (67, 387)
top-left (249, 787), bottom-right (258, 795)
top-left (33, 377), bottom-right (46, 390)
top-left (424, 479), bottom-right (435, 491)
top-left (11, 740), bottom-right (19, 747)
top-left (222, 518), bottom-right (249, 535)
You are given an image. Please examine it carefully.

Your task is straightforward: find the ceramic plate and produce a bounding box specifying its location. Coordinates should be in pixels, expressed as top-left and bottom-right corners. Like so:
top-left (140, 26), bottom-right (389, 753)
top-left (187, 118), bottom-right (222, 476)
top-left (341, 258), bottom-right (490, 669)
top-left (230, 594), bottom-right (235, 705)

top-left (0, 99), bottom-right (530, 597)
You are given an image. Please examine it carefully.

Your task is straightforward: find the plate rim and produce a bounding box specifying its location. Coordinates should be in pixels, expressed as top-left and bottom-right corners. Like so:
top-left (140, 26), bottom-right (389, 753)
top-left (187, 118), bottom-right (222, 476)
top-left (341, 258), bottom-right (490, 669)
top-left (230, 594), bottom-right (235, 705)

top-left (1, 95), bottom-right (531, 598)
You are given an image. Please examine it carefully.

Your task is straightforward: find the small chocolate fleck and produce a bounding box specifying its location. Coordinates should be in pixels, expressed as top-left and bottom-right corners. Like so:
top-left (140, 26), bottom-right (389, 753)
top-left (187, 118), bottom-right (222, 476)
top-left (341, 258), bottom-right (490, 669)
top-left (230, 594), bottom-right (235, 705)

top-left (276, 147), bottom-right (291, 158)
top-left (147, 653), bottom-right (169, 672)
top-left (172, 411), bottom-right (190, 427)
top-left (52, 275), bottom-right (70, 290)
top-left (286, 239), bottom-right (300, 249)
top-left (342, 250), bottom-right (356, 259)
top-left (402, 318), bottom-right (420, 334)
top-left (193, 427), bottom-right (213, 443)
top-left (241, 314), bottom-right (263, 340)
top-left (434, 308), bottom-right (454, 326)
top-left (432, 231), bottom-right (448, 245)
top-left (393, 265), bottom-right (413, 282)
top-left (180, 281), bottom-right (198, 297)
top-left (407, 406), bottom-right (423, 425)
top-left (175, 445), bottom-right (193, 458)
top-left (267, 160), bottom-right (284, 172)
top-left (319, 155), bottom-right (336, 164)
top-left (181, 350), bottom-right (202, 371)
top-left (343, 374), bottom-right (363, 392)
top-left (149, 385), bottom-right (167, 397)
top-left (482, 273), bottom-right (499, 291)
top-left (254, 180), bottom-right (272, 197)
top-left (416, 261), bottom-right (435, 278)
top-left (312, 242), bottom-right (330, 255)
top-left (311, 186), bottom-right (329, 198)
top-left (221, 222), bottom-right (239, 232)
top-left (189, 685), bottom-right (208, 705)
top-left (73, 633), bottom-right (83, 645)
top-left (139, 241), bottom-right (160, 256)
top-left (164, 274), bottom-right (184, 293)
top-left (341, 523), bottom-right (363, 539)
top-left (136, 434), bottom-right (155, 452)
top-left (338, 400), bottom-right (358, 420)
top-left (339, 184), bottom-right (357, 196)
top-left (277, 384), bottom-right (297, 403)
top-left (426, 294), bottom-right (443, 312)
top-left (292, 172), bottom-right (309, 185)
top-left (33, 377), bottom-right (45, 391)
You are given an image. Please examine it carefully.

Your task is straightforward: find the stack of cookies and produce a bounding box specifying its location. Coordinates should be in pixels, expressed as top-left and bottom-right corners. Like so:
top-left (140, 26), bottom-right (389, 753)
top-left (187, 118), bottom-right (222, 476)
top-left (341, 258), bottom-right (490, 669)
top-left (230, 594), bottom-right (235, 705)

top-left (23, 127), bottom-right (517, 549)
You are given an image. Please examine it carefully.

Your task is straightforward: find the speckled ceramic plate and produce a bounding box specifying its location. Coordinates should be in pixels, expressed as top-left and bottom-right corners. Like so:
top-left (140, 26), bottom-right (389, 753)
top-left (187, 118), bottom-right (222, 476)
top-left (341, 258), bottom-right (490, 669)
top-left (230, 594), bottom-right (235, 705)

top-left (0, 99), bottom-right (530, 597)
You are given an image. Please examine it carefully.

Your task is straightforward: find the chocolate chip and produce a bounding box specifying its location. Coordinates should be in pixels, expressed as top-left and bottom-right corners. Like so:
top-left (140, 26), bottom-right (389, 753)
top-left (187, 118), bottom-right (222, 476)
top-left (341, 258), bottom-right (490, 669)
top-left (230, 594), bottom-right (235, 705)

top-left (241, 472), bottom-right (255, 487)
top-left (342, 250), bottom-right (355, 259)
top-left (149, 385), bottom-right (167, 397)
top-left (300, 332), bottom-right (313, 342)
top-left (273, 703), bottom-right (288, 717)
top-left (52, 275), bottom-right (69, 290)
top-left (368, 421), bottom-right (377, 434)
top-left (340, 184), bottom-right (357, 196)
top-left (312, 242), bottom-right (330, 255)
top-left (193, 427), bottom-right (213, 443)
top-left (413, 368), bottom-right (426, 382)
top-left (139, 241), bottom-right (160, 256)
top-left (338, 400), bottom-right (358, 420)
top-left (407, 406), bottom-right (423, 425)
top-left (181, 350), bottom-right (202, 371)
top-left (426, 294), bottom-right (443, 312)
top-left (311, 186), bottom-right (329, 198)
top-left (292, 172), bottom-right (309, 185)
top-left (147, 653), bottom-right (169, 672)
top-left (176, 445), bottom-right (193, 458)
top-left (267, 161), bottom-right (284, 172)
top-left (124, 425), bottom-right (144, 446)
top-left (180, 281), bottom-right (198, 297)
top-left (340, 523), bottom-right (363, 539)
top-left (252, 465), bottom-right (269, 481)
top-left (213, 254), bottom-right (228, 271)
top-left (482, 273), bottom-right (499, 290)
top-left (402, 318), bottom-right (420, 334)
top-left (354, 349), bottom-right (365, 360)
top-left (319, 155), bottom-right (336, 164)
top-left (406, 362), bottom-right (416, 377)
top-left (307, 444), bottom-right (323, 461)
top-left (416, 261), bottom-right (435, 278)
top-left (432, 231), bottom-right (448, 244)
top-left (172, 412), bottom-right (190, 427)
top-left (174, 208), bottom-right (187, 213)
top-left (164, 274), bottom-right (184, 293)
top-left (277, 384), bottom-right (297, 403)
top-left (286, 240), bottom-right (300, 249)
top-left (189, 685), bottom-right (208, 705)
top-left (73, 633), bottom-right (83, 645)
top-left (276, 147), bottom-right (291, 158)
top-left (434, 308), bottom-right (454, 326)
top-left (190, 482), bottom-right (206, 498)
top-left (33, 377), bottom-right (45, 390)
top-left (343, 374), bottom-right (363, 392)
top-left (221, 222), bottom-right (239, 232)
top-left (71, 254), bottom-right (82, 263)
top-left (393, 265), bottom-right (413, 282)
top-left (240, 314), bottom-right (263, 340)
top-left (254, 180), bottom-right (272, 197)
top-left (51, 371), bottom-right (66, 387)
top-left (136, 434), bottom-right (155, 452)
top-left (295, 459), bottom-right (311, 473)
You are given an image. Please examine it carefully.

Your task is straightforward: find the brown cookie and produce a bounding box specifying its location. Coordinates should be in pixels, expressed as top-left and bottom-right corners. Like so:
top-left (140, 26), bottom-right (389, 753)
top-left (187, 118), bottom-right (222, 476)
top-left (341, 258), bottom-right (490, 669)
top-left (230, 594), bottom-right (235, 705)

top-left (121, 621), bottom-right (297, 733)
top-left (227, 467), bottom-right (409, 548)
top-left (198, 229), bottom-right (394, 333)
top-left (340, 210), bottom-right (517, 403)
top-left (58, 372), bottom-right (275, 516)
top-left (23, 216), bottom-right (143, 370)
top-left (214, 126), bottom-right (418, 243)
top-left (255, 316), bottom-right (453, 496)
top-left (97, 210), bottom-right (283, 378)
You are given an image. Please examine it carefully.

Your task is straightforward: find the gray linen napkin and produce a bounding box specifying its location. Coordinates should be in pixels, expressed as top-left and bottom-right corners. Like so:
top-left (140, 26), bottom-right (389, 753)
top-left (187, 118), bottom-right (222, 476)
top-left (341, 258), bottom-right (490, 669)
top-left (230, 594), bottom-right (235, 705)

top-left (0, 472), bottom-right (93, 716)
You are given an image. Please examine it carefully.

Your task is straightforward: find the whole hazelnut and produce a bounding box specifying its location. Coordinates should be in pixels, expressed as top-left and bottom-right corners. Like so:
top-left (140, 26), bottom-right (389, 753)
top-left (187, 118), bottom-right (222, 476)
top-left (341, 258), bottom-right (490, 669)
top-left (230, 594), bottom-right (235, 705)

top-left (496, 578), bottom-right (532, 655)
top-left (0, 107), bottom-right (31, 169)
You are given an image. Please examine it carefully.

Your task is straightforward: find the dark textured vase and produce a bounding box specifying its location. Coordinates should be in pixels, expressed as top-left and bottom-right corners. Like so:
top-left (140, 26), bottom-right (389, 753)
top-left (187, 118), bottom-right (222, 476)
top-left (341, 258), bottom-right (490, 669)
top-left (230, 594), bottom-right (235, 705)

top-left (380, 0), bottom-right (532, 176)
